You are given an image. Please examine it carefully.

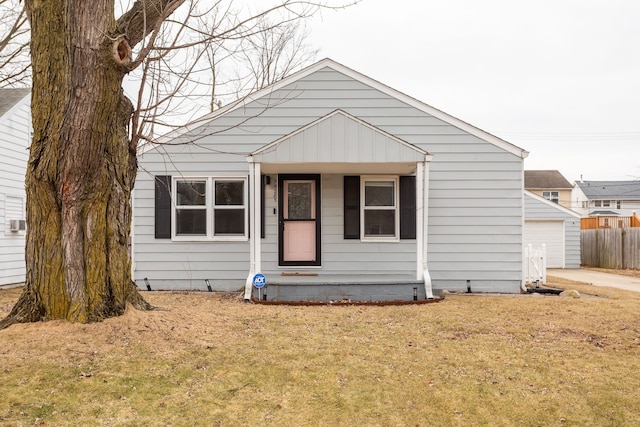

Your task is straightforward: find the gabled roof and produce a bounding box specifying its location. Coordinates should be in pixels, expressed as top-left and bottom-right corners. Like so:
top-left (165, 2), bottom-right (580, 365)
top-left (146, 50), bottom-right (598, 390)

top-left (156, 58), bottom-right (528, 159)
top-left (524, 170), bottom-right (573, 190)
top-left (576, 180), bottom-right (640, 200)
top-left (250, 109), bottom-right (429, 164)
top-left (0, 88), bottom-right (30, 119)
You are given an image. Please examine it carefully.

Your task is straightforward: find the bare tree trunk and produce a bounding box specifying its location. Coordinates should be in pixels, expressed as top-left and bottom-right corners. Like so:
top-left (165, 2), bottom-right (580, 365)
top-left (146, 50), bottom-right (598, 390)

top-left (0, 0), bottom-right (152, 330)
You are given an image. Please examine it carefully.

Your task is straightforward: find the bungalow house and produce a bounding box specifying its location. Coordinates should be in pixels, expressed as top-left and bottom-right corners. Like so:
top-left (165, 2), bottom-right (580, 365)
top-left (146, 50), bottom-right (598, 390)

top-left (574, 180), bottom-right (640, 217)
top-left (524, 170), bottom-right (574, 210)
top-left (132, 59), bottom-right (529, 301)
top-left (0, 88), bottom-right (30, 286)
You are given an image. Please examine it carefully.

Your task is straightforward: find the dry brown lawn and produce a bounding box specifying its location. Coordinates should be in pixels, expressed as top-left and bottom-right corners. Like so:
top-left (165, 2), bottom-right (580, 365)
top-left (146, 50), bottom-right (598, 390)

top-left (1, 280), bottom-right (639, 426)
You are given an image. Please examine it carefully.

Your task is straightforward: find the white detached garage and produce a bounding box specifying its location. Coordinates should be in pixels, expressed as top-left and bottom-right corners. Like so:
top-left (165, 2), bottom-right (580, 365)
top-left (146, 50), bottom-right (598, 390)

top-left (524, 191), bottom-right (580, 269)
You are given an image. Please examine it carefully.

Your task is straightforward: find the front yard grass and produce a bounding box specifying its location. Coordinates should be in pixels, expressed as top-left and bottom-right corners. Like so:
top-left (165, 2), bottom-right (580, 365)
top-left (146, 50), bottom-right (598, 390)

top-left (1, 281), bottom-right (639, 426)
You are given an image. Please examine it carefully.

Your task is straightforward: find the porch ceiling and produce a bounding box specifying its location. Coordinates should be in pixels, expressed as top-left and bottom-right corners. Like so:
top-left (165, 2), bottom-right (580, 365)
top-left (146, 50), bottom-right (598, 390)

top-left (249, 109), bottom-right (430, 167)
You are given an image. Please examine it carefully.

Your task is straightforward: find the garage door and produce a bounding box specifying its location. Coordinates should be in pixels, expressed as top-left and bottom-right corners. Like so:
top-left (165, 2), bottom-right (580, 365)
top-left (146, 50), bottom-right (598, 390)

top-left (524, 221), bottom-right (564, 268)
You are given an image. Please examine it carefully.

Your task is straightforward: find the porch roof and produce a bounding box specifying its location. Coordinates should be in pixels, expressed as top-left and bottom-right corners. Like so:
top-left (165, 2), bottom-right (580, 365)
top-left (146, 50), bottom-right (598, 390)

top-left (248, 110), bottom-right (431, 172)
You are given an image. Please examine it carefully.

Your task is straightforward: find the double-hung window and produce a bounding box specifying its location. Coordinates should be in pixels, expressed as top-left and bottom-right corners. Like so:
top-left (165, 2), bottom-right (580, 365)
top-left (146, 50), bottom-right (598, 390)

top-left (213, 180), bottom-right (246, 236)
top-left (361, 177), bottom-right (399, 241)
top-left (175, 180), bottom-right (207, 236)
top-left (542, 191), bottom-right (559, 204)
top-left (173, 177), bottom-right (247, 240)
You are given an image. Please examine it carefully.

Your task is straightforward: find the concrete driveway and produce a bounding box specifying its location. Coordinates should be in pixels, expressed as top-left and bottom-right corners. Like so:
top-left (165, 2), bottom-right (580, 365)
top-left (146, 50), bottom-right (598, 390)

top-left (547, 269), bottom-right (640, 293)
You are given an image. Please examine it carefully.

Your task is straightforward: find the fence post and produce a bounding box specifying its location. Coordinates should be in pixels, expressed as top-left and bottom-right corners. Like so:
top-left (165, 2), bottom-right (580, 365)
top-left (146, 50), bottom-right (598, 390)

top-left (620, 228), bottom-right (627, 270)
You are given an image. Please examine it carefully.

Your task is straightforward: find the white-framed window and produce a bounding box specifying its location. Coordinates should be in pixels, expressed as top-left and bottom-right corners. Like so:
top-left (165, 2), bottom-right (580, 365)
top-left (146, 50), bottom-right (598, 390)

top-left (173, 177), bottom-right (247, 241)
top-left (361, 176), bottom-right (399, 241)
top-left (542, 191), bottom-right (559, 204)
top-left (213, 179), bottom-right (246, 236)
top-left (175, 179), bottom-right (207, 236)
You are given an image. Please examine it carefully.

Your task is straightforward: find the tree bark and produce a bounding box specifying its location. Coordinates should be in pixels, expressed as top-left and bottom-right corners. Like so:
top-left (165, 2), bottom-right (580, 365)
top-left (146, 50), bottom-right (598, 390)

top-left (0, 0), bottom-right (166, 330)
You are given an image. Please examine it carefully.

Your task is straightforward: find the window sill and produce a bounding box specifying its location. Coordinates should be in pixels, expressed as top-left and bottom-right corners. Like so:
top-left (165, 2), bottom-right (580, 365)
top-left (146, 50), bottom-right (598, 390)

top-left (360, 237), bottom-right (400, 243)
top-left (171, 236), bottom-right (248, 242)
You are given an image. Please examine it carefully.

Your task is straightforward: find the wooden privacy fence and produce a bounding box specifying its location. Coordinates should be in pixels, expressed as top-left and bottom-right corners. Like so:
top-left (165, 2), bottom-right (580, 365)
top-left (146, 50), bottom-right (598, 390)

top-left (581, 212), bottom-right (640, 230)
top-left (581, 228), bottom-right (640, 270)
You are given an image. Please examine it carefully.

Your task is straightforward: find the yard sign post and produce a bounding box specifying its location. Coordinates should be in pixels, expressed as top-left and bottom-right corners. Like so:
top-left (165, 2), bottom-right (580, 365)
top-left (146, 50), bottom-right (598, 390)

top-left (253, 273), bottom-right (266, 301)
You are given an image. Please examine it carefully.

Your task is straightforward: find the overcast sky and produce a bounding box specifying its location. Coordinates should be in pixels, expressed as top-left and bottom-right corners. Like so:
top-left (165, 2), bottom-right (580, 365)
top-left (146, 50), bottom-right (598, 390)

top-left (305, 0), bottom-right (640, 182)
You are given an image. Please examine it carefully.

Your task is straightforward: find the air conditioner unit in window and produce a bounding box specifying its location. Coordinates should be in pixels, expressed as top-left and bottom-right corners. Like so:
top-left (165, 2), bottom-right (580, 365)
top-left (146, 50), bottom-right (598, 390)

top-left (10, 219), bottom-right (26, 232)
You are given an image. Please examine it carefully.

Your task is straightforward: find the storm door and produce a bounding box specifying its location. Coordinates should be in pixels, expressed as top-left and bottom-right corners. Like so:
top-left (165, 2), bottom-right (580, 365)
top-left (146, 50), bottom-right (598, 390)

top-left (278, 174), bottom-right (321, 266)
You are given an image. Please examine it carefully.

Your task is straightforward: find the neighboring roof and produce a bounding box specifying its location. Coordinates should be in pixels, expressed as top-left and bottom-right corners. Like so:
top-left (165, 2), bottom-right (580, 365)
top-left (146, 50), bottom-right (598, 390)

top-left (524, 170), bottom-right (573, 190)
top-left (588, 210), bottom-right (620, 216)
top-left (0, 88), bottom-right (30, 118)
top-left (155, 58), bottom-right (529, 159)
top-left (576, 180), bottom-right (640, 200)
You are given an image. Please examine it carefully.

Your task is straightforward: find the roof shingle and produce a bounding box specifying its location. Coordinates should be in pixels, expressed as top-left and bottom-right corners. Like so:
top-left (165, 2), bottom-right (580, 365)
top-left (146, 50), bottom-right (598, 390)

top-left (576, 180), bottom-right (640, 200)
top-left (524, 170), bottom-right (573, 190)
top-left (0, 88), bottom-right (30, 118)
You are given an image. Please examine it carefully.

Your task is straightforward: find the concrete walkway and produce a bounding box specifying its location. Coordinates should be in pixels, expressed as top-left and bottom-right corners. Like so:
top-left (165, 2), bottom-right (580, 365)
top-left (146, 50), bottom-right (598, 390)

top-left (548, 269), bottom-right (640, 293)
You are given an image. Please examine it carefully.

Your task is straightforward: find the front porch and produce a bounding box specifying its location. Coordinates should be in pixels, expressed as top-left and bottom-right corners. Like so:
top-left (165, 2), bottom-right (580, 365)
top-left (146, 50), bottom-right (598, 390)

top-left (251, 273), bottom-right (432, 302)
top-left (243, 109), bottom-right (435, 302)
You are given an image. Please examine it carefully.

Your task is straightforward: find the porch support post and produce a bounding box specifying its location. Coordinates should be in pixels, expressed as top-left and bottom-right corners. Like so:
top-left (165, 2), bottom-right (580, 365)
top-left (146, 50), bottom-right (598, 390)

top-left (244, 159), bottom-right (261, 300)
top-left (416, 159), bottom-right (433, 299)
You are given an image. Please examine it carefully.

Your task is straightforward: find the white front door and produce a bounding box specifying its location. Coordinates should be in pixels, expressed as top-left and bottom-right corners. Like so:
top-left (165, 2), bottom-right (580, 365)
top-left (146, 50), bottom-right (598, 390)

top-left (279, 175), bottom-right (320, 266)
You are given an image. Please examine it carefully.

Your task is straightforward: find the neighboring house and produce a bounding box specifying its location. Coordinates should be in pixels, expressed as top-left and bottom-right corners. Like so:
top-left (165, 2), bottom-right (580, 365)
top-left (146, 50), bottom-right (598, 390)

top-left (132, 58), bottom-right (529, 301)
top-left (0, 88), bottom-right (30, 286)
top-left (574, 180), bottom-right (640, 217)
top-left (524, 170), bottom-right (574, 210)
top-left (524, 191), bottom-right (580, 269)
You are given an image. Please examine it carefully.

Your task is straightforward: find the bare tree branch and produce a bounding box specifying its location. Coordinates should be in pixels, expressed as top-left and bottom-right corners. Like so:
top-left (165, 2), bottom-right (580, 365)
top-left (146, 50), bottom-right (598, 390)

top-left (0, 0), bottom-right (30, 87)
top-left (126, 0), bottom-right (355, 144)
top-left (115, 0), bottom-right (187, 48)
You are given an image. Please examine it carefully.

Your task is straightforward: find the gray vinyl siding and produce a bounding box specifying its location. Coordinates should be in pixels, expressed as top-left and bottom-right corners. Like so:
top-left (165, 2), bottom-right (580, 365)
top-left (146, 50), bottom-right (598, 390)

top-left (524, 193), bottom-right (581, 269)
top-left (134, 66), bottom-right (525, 293)
top-left (260, 174), bottom-right (416, 277)
top-left (0, 95), bottom-right (30, 286)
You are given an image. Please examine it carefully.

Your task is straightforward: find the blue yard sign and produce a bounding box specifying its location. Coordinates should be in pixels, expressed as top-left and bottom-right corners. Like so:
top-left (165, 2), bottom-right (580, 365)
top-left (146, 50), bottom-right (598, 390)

top-left (253, 273), bottom-right (266, 289)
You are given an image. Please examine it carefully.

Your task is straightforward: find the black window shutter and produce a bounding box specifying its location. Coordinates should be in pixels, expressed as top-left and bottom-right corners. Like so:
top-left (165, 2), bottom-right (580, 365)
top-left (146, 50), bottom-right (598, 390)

top-left (261, 175), bottom-right (266, 238)
top-left (155, 175), bottom-right (172, 239)
top-left (344, 176), bottom-right (360, 239)
top-left (400, 176), bottom-right (416, 239)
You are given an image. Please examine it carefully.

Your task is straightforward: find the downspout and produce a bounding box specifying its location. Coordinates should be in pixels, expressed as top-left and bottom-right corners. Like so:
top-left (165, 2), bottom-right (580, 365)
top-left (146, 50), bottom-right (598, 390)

top-left (244, 158), bottom-right (261, 300)
top-left (417, 158), bottom-right (434, 299)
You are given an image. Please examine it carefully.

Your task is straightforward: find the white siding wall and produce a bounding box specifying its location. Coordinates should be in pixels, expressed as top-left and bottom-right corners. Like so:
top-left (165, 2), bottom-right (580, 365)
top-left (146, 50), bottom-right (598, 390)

top-left (0, 96), bottom-right (30, 286)
top-left (524, 193), bottom-right (580, 269)
top-left (134, 67), bottom-right (525, 292)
